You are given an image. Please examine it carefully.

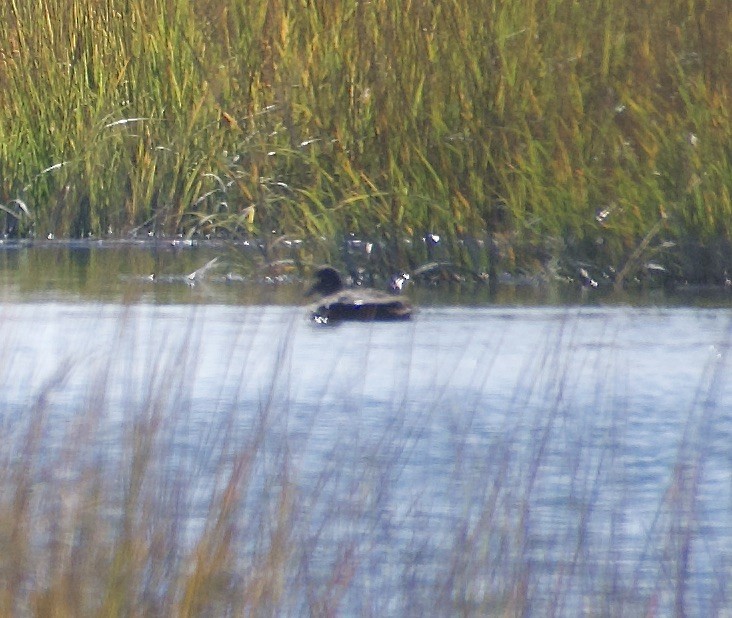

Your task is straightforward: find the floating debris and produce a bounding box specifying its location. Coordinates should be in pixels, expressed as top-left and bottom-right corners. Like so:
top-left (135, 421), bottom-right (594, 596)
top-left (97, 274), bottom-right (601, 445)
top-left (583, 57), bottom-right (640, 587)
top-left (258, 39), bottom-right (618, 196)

top-left (389, 272), bottom-right (410, 292)
top-left (578, 268), bottom-right (598, 289)
top-left (187, 257), bottom-right (220, 282)
top-left (413, 261), bottom-right (471, 284)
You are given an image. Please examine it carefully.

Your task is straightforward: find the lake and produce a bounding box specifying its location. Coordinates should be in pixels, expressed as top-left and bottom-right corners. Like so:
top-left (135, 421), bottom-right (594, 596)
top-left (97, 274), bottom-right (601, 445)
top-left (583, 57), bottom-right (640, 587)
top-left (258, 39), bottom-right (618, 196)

top-left (1, 241), bottom-right (731, 615)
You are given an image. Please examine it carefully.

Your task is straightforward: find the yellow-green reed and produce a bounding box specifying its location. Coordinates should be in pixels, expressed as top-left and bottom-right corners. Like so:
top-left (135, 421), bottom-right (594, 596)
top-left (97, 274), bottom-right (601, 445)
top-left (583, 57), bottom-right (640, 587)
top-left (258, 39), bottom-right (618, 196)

top-left (0, 0), bottom-right (729, 276)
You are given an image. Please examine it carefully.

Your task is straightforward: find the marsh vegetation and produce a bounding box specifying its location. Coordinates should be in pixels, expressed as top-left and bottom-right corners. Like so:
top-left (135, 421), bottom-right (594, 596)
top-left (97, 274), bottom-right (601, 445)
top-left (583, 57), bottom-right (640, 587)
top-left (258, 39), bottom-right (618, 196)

top-left (0, 0), bottom-right (730, 284)
top-left (0, 1), bottom-right (731, 611)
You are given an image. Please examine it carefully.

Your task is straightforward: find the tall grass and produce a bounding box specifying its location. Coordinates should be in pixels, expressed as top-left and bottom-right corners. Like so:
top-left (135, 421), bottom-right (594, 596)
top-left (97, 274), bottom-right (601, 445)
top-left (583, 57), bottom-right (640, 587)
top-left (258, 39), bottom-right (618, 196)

top-left (0, 304), bottom-right (730, 615)
top-left (0, 0), bottom-right (729, 278)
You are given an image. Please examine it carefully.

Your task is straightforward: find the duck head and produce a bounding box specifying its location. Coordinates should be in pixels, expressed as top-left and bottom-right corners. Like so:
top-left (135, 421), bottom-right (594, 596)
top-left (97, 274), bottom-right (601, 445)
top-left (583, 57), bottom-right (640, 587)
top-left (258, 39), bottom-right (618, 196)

top-left (305, 266), bottom-right (344, 297)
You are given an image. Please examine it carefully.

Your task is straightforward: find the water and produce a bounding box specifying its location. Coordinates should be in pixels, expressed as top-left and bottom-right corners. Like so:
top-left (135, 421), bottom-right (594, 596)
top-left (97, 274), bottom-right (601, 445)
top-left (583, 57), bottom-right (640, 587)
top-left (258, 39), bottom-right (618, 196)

top-left (1, 243), bottom-right (732, 614)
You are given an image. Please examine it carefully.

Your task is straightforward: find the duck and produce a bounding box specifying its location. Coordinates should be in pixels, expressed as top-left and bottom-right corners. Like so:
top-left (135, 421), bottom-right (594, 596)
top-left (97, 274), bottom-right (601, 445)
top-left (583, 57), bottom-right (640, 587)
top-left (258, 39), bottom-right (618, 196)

top-left (305, 266), bottom-right (413, 323)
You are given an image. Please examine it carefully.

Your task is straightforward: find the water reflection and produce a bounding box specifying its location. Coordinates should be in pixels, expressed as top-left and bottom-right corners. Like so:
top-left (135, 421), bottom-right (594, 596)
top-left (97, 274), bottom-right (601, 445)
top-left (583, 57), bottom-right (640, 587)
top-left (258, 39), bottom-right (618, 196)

top-left (2, 239), bottom-right (732, 307)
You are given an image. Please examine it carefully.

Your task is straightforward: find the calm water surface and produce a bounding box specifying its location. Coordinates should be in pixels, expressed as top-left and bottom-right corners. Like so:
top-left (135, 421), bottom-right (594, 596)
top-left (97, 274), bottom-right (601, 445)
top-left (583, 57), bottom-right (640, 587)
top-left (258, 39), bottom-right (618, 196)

top-left (1, 243), bottom-right (732, 614)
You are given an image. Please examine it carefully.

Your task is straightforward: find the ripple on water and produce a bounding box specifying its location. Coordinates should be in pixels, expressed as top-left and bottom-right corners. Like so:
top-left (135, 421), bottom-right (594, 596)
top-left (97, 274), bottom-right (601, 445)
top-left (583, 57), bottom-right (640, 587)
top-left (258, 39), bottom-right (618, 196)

top-left (0, 303), bottom-right (731, 613)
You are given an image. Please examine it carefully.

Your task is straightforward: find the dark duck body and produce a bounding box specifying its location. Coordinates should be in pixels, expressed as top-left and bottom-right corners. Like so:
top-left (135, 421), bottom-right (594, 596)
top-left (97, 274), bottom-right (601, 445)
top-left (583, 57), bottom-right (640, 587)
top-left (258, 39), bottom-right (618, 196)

top-left (305, 266), bottom-right (413, 323)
